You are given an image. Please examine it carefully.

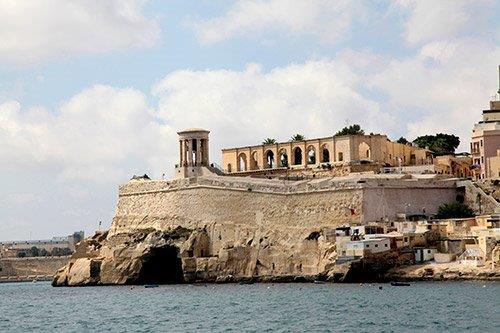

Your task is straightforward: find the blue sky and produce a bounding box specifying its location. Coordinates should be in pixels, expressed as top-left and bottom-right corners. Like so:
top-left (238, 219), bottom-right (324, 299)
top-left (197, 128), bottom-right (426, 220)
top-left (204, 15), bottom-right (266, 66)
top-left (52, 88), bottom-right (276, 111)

top-left (0, 0), bottom-right (499, 241)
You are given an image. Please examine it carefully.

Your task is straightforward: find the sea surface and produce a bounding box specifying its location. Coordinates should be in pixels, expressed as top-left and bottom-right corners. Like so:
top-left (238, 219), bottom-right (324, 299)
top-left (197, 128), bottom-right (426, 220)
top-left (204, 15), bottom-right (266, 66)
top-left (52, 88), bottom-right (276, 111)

top-left (0, 281), bottom-right (498, 332)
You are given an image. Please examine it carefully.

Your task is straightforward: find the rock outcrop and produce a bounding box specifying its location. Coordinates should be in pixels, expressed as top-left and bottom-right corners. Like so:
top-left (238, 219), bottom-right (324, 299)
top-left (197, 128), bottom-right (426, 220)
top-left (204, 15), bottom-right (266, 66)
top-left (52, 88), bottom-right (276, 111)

top-left (384, 262), bottom-right (500, 281)
top-left (53, 225), bottom-right (341, 286)
top-left (52, 175), bottom-right (475, 286)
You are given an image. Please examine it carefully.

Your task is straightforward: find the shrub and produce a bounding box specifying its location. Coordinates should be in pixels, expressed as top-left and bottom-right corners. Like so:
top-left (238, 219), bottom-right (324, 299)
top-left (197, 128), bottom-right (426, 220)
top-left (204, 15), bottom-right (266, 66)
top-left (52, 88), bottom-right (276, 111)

top-left (435, 202), bottom-right (474, 219)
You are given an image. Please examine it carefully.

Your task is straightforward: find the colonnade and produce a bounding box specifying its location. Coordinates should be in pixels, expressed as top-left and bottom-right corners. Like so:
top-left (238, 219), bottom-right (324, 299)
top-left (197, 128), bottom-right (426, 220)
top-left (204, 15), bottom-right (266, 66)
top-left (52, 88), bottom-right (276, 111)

top-left (178, 134), bottom-right (210, 167)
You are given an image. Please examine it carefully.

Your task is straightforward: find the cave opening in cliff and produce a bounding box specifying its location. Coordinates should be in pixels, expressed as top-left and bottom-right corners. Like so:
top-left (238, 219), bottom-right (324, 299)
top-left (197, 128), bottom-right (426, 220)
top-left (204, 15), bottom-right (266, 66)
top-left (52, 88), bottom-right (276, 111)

top-left (137, 245), bottom-right (184, 284)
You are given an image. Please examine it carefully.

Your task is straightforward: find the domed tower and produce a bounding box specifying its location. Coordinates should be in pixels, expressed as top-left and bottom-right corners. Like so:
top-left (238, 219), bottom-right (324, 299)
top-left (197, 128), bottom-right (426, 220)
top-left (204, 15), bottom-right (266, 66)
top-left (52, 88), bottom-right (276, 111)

top-left (175, 128), bottom-right (212, 178)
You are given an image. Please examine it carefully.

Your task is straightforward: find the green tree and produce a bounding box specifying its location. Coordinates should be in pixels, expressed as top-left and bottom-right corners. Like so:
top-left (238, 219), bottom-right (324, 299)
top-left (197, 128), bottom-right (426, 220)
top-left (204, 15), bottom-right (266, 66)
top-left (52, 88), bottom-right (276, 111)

top-left (335, 124), bottom-right (364, 136)
top-left (397, 137), bottom-right (409, 144)
top-left (51, 247), bottom-right (73, 256)
top-left (290, 134), bottom-right (305, 141)
top-left (262, 138), bottom-right (277, 145)
top-left (413, 133), bottom-right (460, 155)
top-left (30, 246), bottom-right (40, 257)
top-left (435, 202), bottom-right (474, 219)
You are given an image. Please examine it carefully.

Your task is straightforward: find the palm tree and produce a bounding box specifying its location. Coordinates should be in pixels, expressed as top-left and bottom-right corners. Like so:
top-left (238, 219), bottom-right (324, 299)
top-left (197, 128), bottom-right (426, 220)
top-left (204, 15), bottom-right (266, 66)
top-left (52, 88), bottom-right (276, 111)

top-left (290, 134), bottom-right (305, 141)
top-left (262, 138), bottom-right (277, 145)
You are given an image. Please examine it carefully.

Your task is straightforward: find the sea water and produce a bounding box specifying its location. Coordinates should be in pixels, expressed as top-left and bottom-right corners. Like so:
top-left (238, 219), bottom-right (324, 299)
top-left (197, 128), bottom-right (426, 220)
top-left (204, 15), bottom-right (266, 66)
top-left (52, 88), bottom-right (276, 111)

top-left (0, 281), bottom-right (498, 332)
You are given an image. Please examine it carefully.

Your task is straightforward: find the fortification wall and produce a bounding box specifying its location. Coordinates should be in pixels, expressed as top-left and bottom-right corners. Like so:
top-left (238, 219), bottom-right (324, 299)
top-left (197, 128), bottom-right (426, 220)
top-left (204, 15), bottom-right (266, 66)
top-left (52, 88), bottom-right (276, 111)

top-left (109, 177), bottom-right (457, 255)
top-left (110, 182), bottom-right (365, 234)
top-left (0, 257), bottom-right (69, 278)
top-left (362, 187), bottom-right (457, 221)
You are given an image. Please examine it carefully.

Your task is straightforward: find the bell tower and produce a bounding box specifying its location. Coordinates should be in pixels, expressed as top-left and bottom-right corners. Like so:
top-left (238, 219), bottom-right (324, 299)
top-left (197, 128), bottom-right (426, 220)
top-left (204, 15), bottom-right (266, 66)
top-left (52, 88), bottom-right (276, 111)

top-left (175, 128), bottom-right (211, 178)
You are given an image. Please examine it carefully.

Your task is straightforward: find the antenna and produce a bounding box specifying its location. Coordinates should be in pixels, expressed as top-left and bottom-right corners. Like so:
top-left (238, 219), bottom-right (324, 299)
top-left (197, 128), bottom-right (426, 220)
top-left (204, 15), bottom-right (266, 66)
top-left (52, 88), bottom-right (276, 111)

top-left (497, 65), bottom-right (500, 99)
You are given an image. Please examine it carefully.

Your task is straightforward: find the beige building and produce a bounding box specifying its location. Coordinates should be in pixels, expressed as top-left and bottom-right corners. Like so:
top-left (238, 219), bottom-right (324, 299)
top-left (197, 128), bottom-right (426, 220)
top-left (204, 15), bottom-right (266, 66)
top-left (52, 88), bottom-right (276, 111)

top-left (221, 133), bottom-right (432, 177)
top-left (434, 155), bottom-right (473, 178)
top-left (471, 100), bottom-right (500, 179)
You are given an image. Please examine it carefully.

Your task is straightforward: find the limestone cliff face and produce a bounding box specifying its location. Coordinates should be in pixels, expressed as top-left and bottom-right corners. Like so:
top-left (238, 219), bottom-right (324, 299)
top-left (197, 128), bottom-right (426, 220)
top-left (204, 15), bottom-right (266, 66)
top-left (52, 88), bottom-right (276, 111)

top-left (53, 175), bottom-right (459, 286)
top-left (53, 225), bottom-right (339, 286)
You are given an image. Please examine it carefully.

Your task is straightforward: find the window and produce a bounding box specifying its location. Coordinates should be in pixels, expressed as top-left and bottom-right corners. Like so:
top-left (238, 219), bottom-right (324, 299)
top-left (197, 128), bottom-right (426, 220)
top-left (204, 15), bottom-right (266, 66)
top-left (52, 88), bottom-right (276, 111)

top-left (481, 156), bottom-right (484, 164)
top-left (480, 140), bottom-right (483, 147)
top-left (427, 250), bottom-right (431, 254)
top-left (338, 152), bottom-right (344, 162)
top-left (366, 244), bottom-right (370, 248)
top-left (375, 244), bottom-right (378, 248)
top-left (384, 244), bottom-right (388, 247)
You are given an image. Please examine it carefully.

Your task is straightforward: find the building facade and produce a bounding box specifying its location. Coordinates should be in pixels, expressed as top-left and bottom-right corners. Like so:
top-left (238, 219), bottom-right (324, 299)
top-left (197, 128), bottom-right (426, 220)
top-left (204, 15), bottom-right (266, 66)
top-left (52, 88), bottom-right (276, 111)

top-left (221, 133), bottom-right (432, 177)
top-left (471, 101), bottom-right (500, 179)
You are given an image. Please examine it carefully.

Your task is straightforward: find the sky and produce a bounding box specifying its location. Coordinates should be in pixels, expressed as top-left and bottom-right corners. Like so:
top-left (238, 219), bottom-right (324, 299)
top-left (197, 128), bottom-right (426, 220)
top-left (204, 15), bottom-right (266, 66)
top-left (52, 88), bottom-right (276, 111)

top-left (0, 0), bottom-right (499, 241)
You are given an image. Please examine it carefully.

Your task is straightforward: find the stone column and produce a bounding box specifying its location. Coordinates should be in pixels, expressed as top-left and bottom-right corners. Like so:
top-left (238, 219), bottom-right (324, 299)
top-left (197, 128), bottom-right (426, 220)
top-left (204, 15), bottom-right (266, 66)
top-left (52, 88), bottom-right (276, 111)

top-left (204, 139), bottom-right (210, 166)
top-left (187, 139), bottom-right (193, 165)
top-left (182, 140), bottom-right (187, 166)
top-left (179, 140), bottom-right (183, 165)
top-left (196, 138), bottom-right (202, 166)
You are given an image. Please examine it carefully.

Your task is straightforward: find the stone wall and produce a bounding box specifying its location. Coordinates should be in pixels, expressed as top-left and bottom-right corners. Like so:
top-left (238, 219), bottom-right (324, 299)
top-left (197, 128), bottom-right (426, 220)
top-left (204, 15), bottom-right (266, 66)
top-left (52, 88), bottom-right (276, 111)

top-left (0, 257), bottom-right (69, 277)
top-left (54, 175), bottom-right (463, 285)
top-left (458, 180), bottom-right (499, 215)
top-left (110, 176), bottom-right (458, 247)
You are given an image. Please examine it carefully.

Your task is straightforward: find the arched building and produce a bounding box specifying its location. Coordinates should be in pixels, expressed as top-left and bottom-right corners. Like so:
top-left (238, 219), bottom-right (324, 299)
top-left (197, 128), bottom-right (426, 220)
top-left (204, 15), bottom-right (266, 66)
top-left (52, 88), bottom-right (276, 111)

top-left (221, 133), bottom-right (433, 177)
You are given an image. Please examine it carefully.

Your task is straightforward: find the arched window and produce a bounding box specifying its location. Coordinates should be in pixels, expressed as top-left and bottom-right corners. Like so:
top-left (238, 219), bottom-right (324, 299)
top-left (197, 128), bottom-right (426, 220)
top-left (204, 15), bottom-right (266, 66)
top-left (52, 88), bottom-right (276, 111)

top-left (238, 153), bottom-right (247, 171)
top-left (321, 146), bottom-right (330, 163)
top-left (279, 149), bottom-right (288, 167)
top-left (307, 146), bottom-right (316, 164)
top-left (227, 163), bottom-right (232, 172)
top-left (265, 150), bottom-right (275, 168)
top-left (338, 152), bottom-right (344, 162)
top-left (293, 147), bottom-right (303, 165)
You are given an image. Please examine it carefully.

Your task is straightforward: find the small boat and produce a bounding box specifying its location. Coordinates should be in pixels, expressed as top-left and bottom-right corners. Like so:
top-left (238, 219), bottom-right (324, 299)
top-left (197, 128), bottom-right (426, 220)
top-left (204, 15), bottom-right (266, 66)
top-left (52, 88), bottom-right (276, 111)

top-left (390, 282), bottom-right (410, 287)
top-left (144, 284), bottom-right (159, 288)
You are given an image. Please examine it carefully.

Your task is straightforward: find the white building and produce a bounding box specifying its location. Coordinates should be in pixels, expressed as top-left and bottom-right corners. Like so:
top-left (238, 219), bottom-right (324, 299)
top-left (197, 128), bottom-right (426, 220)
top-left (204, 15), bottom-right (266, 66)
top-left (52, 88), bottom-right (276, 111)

top-left (345, 238), bottom-right (391, 257)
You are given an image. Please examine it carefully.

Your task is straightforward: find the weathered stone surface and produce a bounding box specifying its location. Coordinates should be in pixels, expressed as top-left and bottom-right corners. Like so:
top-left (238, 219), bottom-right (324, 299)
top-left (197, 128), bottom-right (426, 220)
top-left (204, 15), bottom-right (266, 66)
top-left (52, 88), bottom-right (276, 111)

top-left (53, 175), bottom-right (477, 286)
top-left (384, 262), bottom-right (500, 281)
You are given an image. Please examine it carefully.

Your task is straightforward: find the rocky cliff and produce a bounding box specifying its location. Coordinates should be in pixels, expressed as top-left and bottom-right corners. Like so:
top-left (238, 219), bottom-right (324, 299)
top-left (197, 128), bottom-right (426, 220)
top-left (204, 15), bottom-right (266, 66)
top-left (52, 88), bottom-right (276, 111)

top-left (53, 175), bottom-right (461, 286)
top-left (53, 225), bottom-right (343, 286)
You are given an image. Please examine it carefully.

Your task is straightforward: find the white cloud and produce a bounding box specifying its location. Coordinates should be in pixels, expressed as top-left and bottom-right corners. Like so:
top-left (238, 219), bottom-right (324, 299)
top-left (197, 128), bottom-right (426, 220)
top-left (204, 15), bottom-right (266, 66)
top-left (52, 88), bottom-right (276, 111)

top-left (0, 85), bottom-right (172, 182)
top-left (185, 0), bottom-right (365, 44)
top-left (392, 0), bottom-right (495, 45)
top-left (0, 0), bottom-right (159, 65)
top-left (369, 38), bottom-right (500, 150)
top-left (1, 193), bottom-right (41, 205)
top-left (153, 59), bottom-right (395, 159)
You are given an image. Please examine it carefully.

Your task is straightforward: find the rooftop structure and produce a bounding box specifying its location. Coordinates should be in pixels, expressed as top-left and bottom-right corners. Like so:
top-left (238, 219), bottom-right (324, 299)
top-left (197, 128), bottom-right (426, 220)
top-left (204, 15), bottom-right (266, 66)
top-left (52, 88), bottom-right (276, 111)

top-left (174, 128), bottom-right (215, 179)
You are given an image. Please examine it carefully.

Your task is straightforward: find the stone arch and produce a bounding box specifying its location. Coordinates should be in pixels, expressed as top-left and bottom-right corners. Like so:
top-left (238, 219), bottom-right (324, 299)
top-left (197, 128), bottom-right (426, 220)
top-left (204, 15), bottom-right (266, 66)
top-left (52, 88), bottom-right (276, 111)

top-left (250, 151), bottom-right (259, 170)
top-left (227, 163), bottom-right (232, 172)
top-left (238, 153), bottom-right (247, 171)
top-left (265, 150), bottom-right (275, 168)
top-left (321, 145), bottom-right (330, 163)
top-left (359, 142), bottom-right (371, 160)
top-left (293, 147), bottom-right (303, 165)
top-left (279, 148), bottom-right (288, 167)
top-left (307, 145), bottom-right (316, 164)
